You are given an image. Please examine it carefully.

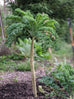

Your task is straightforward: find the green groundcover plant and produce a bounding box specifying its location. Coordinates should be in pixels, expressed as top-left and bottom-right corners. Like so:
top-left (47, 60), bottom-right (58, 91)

top-left (38, 63), bottom-right (74, 98)
top-left (51, 64), bottom-right (74, 94)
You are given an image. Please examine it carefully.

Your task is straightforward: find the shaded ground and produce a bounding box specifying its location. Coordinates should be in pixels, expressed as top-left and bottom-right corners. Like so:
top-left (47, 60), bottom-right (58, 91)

top-left (0, 63), bottom-right (73, 99)
top-left (0, 81), bottom-right (47, 99)
top-left (0, 77), bottom-right (69, 99)
top-left (0, 69), bottom-right (47, 99)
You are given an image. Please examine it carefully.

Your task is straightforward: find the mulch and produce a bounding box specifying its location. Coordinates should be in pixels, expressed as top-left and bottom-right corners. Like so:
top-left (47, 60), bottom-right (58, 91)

top-left (0, 81), bottom-right (50, 99)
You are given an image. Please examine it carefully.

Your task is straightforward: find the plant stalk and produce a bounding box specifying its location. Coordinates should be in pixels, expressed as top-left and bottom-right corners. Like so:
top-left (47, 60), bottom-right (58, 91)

top-left (30, 37), bottom-right (37, 97)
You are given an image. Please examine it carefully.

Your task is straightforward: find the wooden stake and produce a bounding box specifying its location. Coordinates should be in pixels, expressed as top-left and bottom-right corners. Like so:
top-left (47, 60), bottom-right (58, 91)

top-left (67, 18), bottom-right (74, 60)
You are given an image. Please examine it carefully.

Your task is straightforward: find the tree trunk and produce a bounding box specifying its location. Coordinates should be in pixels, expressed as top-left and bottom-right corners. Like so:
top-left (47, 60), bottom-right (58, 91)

top-left (30, 37), bottom-right (37, 97)
top-left (4, 0), bottom-right (6, 17)
top-left (0, 10), bottom-right (5, 44)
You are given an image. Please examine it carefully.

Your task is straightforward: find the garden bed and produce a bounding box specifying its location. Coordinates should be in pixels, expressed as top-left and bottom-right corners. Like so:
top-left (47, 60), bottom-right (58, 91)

top-left (0, 62), bottom-right (73, 99)
top-left (0, 80), bottom-right (68, 99)
top-left (0, 81), bottom-right (50, 99)
top-left (0, 71), bottom-right (47, 99)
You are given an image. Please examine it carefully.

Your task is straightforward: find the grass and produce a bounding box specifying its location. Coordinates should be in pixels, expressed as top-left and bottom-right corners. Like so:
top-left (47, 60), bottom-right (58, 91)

top-left (52, 42), bottom-right (73, 63)
top-left (54, 44), bottom-right (72, 57)
top-left (13, 76), bottom-right (18, 82)
top-left (16, 60), bottom-right (37, 71)
top-left (46, 41), bottom-right (74, 67)
top-left (0, 59), bottom-right (16, 72)
top-left (0, 56), bottom-right (37, 72)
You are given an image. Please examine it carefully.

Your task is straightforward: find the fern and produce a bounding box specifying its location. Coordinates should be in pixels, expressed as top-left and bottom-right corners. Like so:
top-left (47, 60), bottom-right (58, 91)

top-left (16, 38), bottom-right (31, 57)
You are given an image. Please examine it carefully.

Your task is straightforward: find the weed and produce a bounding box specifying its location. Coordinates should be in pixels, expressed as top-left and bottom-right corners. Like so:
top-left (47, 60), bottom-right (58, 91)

top-left (13, 77), bottom-right (17, 82)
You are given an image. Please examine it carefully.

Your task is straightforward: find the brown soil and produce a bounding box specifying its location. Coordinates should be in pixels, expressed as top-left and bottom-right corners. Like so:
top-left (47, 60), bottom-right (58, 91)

top-left (0, 66), bottom-right (70, 99)
top-left (0, 69), bottom-right (48, 99)
top-left (0, 81), bottom-right (48, 99)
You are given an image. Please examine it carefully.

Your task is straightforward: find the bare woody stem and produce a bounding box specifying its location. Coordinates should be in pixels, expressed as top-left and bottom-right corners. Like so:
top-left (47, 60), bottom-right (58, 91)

top-left (30, 37), bottom-right (37, 97)
top-left (0, 10), bottom-right (5, 44)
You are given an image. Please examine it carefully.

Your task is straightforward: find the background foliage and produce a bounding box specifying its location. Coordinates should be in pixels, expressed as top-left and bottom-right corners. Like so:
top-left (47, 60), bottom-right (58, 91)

top-left (7, 0), bottom-right (74, 42)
